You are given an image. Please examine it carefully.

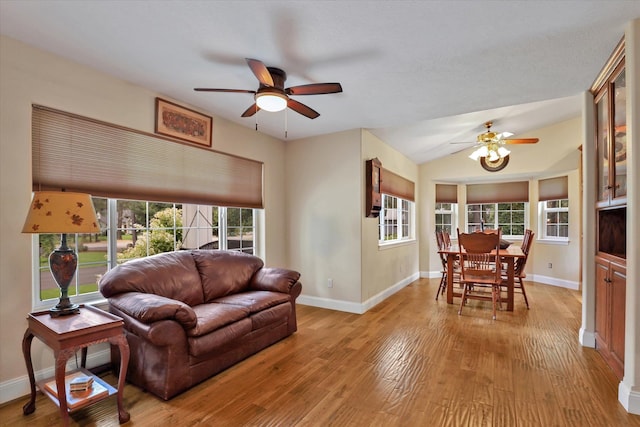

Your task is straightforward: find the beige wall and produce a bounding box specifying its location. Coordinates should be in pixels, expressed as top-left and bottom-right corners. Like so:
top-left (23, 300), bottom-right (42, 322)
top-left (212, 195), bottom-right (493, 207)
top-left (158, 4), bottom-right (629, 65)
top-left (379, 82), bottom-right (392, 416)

top-left (419, 117), bottom-right (583, 288)
top-left (0, 36), bottom-right (287, 398)
top-left (286, 129), bottom-right (419, 312)
top-left (285, 129), bottom-right (363, 306)
top-left (361, 130), bottom-right (419, 301)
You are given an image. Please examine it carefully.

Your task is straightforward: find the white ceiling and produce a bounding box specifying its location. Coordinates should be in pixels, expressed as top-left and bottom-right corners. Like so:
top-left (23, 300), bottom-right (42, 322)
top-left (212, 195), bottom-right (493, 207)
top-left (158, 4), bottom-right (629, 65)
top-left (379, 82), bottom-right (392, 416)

top-left (1, 1), bottom-right (638, 164)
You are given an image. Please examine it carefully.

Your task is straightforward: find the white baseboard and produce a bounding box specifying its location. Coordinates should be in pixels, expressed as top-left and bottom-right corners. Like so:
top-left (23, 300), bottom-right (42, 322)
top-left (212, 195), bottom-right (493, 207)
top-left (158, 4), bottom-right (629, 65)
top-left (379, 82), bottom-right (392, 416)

top-left (530, 274), bottom-right (580, 290)
top-left (297, 272), bottom-right (419, 314)
top-left (619, 381), bottom-right (640, 415)
top-left (421, 270), bottom-right (441, 279)
top-left (0, 348), bottom-right (111, 405)
top-left (579, 327), bottom-right (596, 348)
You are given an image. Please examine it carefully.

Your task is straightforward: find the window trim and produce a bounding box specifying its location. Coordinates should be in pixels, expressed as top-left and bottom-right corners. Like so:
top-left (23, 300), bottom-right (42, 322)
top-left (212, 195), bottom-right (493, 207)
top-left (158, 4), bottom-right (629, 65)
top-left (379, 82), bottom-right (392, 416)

top-left (538, 198), bottom-right (570, 243)
top-left (378, 194), bottom-right (415, 246)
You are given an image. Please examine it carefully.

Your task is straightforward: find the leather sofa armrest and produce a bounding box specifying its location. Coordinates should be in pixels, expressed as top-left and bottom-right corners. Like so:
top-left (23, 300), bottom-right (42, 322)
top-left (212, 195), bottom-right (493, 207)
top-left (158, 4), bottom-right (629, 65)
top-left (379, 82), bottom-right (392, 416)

top-left (110, 305), bottom-right (187, 347)
top-left (108, 292), bottom-right (197, 329)
top-left (250, 268), bottom-right (301, 294)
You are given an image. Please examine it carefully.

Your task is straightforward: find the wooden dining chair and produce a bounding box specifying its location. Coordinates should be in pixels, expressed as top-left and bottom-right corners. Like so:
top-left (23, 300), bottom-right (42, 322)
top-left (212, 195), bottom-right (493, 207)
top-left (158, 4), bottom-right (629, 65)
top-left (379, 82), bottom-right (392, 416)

top-left (435, 230), bottom-right (459, 300)
top-left (442, 230), bottom-right (451, 247)
top-left (457, 228), bottom-right (503, 320)
top-left (503, 229), bottom-right (534, 308)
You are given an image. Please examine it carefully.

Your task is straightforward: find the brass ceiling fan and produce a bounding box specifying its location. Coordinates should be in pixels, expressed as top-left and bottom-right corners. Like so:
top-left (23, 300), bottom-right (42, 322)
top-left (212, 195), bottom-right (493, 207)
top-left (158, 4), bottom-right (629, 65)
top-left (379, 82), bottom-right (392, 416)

top-left (194, 58), bottom-right (343, 119)
top-left (462, 121), bottom-right (539, 172)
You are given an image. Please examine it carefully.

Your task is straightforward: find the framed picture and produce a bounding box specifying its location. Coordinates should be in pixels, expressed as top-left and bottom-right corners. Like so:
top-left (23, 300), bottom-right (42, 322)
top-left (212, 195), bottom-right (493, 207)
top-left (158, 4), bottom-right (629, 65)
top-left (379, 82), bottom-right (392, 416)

top-left (155, 98), bottom-right (212, 147)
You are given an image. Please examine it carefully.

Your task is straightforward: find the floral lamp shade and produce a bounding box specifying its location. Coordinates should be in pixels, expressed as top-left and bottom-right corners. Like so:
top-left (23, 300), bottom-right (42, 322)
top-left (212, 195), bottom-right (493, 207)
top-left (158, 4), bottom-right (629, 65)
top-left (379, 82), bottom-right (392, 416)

top-left (22, 191), bottom-right (100, 234)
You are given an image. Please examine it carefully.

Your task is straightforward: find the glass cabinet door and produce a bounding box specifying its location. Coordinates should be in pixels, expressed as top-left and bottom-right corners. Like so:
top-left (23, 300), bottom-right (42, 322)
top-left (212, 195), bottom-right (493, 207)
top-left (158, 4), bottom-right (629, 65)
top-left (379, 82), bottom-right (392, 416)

top-left (595, 89), bottom-right (609, 204)
top-left (612, 67), bottom-right (626, 200)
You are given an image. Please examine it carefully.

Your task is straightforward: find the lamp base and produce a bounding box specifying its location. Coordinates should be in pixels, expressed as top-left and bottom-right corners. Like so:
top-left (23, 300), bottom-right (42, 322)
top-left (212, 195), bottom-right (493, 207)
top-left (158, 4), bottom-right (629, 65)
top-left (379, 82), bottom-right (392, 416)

top-left (48, 234), bottom-right (81, 317)
top-left (49, 303), bottom-right (80, 317)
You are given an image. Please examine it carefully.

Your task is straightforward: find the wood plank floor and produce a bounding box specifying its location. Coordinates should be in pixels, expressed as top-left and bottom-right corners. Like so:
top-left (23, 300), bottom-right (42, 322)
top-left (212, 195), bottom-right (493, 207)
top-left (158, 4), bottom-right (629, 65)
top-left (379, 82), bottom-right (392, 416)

top-left (2, 278), bottom-right (640, 426)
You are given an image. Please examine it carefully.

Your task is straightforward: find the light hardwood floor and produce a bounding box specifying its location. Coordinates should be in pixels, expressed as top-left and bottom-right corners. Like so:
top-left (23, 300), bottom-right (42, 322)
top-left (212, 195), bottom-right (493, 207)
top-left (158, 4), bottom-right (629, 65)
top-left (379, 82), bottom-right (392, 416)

top-left (2, 278), bottom-right (639, 426)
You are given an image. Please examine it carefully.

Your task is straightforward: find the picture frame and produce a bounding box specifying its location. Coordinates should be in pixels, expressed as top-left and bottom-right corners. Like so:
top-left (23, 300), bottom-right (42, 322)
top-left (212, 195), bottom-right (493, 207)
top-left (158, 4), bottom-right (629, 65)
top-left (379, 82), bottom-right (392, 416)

top-left (155, 98), bottom-right (212, 147)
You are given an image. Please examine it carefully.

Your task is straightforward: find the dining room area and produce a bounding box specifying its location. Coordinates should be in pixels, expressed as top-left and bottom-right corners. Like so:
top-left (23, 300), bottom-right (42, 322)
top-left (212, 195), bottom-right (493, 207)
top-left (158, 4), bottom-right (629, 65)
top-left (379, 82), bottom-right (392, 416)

top-left (435, 227), bottom-right (534, 320)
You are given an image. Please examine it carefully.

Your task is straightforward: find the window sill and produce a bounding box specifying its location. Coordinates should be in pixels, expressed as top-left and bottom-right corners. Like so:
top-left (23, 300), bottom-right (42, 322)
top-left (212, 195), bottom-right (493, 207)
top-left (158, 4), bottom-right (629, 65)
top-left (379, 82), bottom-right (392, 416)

top-left (537, 238), bottom-right (570, 246)
top-left (378, 238), bottom-right (416, 250)
top-left (33, 296), bottom-right (109, 313)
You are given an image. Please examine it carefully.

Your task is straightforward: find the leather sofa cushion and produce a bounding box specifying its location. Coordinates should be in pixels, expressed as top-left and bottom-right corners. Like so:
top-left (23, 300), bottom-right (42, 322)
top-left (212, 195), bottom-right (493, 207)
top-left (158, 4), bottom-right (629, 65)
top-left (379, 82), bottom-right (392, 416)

top-left (99, 251), bottom-right (204, 307)
top-left (213, 291), bottom-right (290, 313)
top-left (250, 303), bottom-right (290, 330)
top-left (188, 318), bottom-right (252, 357)
top-left (188, 303), bottom-right (249, 337)
top-left (191, 250), bottom-right (264, 302)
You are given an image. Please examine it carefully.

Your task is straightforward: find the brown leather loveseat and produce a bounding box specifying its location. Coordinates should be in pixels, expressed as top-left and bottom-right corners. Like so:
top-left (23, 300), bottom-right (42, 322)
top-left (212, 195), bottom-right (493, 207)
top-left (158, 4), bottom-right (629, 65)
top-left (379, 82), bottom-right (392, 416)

top-left (98, 250), bottom-right (302, 400)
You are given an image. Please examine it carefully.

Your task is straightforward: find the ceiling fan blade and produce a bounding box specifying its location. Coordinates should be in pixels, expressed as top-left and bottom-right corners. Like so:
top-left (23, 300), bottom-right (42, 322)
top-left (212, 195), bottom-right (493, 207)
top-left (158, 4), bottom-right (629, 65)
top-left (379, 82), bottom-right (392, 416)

top-left (288, 99), bottom-right (320, 119)
top-left (246, 58), bottom-right (274, 87)
top-left (194, 88), bottom-right (255, 93)
top-left (241, 103), bottom-right (259, 118)
top-left (286, 83), bottom-right (343, 96)
top-left (504, 138), bottom-right (539, 144)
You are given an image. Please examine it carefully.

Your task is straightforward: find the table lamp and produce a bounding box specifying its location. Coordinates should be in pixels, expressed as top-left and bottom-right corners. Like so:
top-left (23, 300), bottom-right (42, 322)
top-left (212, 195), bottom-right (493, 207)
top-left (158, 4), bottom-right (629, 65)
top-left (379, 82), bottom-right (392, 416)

top-left (22, 191), bottom-right (100, 317)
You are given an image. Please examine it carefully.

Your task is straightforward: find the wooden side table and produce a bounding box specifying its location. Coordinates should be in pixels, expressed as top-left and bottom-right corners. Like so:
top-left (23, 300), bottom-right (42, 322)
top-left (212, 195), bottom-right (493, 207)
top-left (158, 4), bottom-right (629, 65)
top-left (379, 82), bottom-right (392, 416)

top-left (22, 304), bottom-right (130, 425)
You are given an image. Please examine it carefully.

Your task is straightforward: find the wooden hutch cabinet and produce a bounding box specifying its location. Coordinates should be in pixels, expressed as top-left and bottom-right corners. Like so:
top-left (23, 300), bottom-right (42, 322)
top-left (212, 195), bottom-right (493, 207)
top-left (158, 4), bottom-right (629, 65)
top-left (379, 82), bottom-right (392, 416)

top-left (591, 38), bottom-right (627, 380)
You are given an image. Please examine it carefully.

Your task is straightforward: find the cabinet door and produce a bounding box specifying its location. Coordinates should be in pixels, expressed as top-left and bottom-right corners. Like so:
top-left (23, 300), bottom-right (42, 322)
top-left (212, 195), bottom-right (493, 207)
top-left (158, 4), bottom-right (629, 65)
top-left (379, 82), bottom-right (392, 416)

top-left (594, 258), bottom-right (610, 346)
top-left (611, 66), bottom-right (626, 202)
top-left (609, 262), bottom-right (626, 377)
top-left (595, 89), bottom-right (610, 206)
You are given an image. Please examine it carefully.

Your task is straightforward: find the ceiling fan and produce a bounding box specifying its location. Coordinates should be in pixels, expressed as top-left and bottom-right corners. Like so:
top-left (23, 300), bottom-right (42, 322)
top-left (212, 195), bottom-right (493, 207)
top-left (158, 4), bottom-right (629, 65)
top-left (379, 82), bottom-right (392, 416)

top-left (459, 121), bottom-right (539, 172)
top-left (194, 58), bottom-right (343, 119)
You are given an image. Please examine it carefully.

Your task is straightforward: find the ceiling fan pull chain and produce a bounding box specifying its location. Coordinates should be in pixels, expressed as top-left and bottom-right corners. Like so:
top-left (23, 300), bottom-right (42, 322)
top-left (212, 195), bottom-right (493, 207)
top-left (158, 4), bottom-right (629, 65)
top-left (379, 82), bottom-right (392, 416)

top-left (285, 109), bottom-right (288, 139)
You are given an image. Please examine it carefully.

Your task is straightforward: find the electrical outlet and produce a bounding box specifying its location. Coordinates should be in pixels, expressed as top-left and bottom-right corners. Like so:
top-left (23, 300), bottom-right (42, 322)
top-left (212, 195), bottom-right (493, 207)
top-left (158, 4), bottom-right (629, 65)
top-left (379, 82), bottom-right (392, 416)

top-left (548, 262), bottom-right (552, 269)
top-left (327, 278), bottom-right (333, 288)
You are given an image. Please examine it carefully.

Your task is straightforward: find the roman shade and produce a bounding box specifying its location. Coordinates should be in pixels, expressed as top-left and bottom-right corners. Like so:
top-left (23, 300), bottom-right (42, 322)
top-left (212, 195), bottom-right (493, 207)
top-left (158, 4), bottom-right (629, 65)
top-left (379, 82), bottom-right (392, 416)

top-left (466, 181), bottom-right (529, 204)
top-left (435, 184), bottom-right (457, 203)
top-left (538, 176), bottom-right (568, 201)
top-left (380, 168), bottom-right (415, 202)
top-left (31, 105), bottom-right (263, 208)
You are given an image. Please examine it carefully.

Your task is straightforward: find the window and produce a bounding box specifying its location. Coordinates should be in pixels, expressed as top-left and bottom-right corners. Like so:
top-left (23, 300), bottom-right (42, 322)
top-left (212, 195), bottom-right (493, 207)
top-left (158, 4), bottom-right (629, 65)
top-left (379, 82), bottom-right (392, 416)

top-left (538, 176), bottom-right (569, 242)
top-left (435, 203), bottom-right (457, 234)
top-left (379, 194), bottom-right (414, 243)
top-left (466, 202), bottom-right (527, 237)
top-left (33, 196), bottom-right (256, 309)
top-left (540, 199), bottom-right (569, 239)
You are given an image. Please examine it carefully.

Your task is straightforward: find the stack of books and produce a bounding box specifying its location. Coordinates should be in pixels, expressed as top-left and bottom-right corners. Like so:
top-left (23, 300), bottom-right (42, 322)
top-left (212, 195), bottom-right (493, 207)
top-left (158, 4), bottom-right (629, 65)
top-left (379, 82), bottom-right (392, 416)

top-left (43, 371), bottom-right (108, 409)
top-left (69, 375), bottom-right (94, 392)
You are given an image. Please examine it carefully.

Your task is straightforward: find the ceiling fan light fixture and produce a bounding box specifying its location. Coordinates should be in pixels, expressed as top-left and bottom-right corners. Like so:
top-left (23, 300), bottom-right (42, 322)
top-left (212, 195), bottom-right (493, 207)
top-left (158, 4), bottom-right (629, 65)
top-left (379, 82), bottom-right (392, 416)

top-left (256, 92), bottom-right (288, 112)
top-left (497, 146), bottom-right (511, 157)
top-left (469, 144), bottom-right (489, 160)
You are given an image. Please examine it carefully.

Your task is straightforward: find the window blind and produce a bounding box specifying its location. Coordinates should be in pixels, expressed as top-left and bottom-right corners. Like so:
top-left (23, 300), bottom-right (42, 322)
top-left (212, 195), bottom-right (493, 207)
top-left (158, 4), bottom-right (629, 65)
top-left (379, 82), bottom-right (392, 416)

top-left (31, 105), bottom-right (263, 208)
top-left (435, 184), bottom-right (457, 203)
top-left (466, 181), bottom-right (529, 204)
top-left (381, 168), bottom-right (415, 202)
top-left (538, 176), bottom-right (568, 201)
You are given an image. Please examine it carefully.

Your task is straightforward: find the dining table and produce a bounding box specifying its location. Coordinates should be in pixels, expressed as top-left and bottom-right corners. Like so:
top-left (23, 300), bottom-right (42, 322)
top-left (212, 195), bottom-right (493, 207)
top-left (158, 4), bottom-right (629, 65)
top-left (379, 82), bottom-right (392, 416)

top-left (438, 243), bottom-right (525, 311)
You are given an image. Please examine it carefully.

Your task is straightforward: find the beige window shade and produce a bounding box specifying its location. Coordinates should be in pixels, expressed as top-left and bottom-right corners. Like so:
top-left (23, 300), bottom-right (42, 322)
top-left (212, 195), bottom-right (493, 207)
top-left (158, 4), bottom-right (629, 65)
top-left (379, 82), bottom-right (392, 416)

top-left (381, 168), bottom-right (415, 202)
top-left (467, 181), bottom-right (529, 204)
top-left (31, 105), bottom-right (263, 208)
top-left (539, 176), bottom-right (568, 201)
top-left (435, 184), bottom-right (457, 203)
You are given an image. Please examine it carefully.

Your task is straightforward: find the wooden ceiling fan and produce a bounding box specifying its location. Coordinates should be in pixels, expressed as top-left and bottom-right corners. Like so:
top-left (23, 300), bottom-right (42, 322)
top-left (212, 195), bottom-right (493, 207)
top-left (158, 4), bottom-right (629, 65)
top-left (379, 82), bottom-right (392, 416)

top-left (455, 121), bottom-right (539, 172)
top-left (474, 121), bottom-right (539, 145)
top-left (194, 58), bottom-right (343, 119)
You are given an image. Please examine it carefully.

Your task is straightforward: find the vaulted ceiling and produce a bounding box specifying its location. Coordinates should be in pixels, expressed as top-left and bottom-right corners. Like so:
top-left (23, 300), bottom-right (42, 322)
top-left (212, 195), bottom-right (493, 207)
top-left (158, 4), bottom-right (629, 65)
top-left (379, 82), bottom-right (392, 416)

top-left (1, 1), bottom-right (638, 164)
